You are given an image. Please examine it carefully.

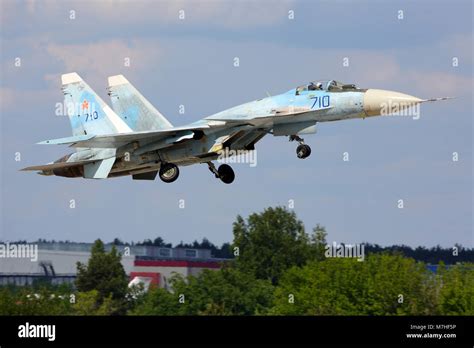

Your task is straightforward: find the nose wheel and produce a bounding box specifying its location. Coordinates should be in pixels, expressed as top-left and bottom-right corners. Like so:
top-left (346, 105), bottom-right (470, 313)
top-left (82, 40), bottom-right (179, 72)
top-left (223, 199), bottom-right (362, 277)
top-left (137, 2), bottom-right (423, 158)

top-left (296, 144), bottom-right (311, 159)
top-left (207, 162), bottom-right (235, 184)
top-left (290, 135), bottom-right (311, 159)
top-left (159, 163), bottom-right (179, 183)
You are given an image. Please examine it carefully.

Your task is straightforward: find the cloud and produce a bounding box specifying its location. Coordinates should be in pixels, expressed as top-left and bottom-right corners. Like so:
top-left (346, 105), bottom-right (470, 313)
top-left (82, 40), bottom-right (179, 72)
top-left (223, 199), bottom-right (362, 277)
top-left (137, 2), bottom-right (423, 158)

top-left (3, 0), bottom-right (296, 35)
top-left (0, 87), bottom-right (17, 111)
top-left (438, 33), bottom-right (473, 65)
top-left (1, 34), bottom-right (471, 119)
top-left (409, 71), bottom-right (472, 98)
top-left (0, 87), bottom-right (56, 113)
top-left (45, 39), bottom-right (161, 87)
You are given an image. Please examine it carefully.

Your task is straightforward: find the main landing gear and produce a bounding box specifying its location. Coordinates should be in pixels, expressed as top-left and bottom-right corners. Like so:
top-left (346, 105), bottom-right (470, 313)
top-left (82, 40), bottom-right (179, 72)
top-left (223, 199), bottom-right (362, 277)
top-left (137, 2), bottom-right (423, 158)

top-left (207, 162), bottom-right (235, 184)
top-left (159, 163), bottom-right (179, 183)
top-left (290, 135), bottom-right (311, 159)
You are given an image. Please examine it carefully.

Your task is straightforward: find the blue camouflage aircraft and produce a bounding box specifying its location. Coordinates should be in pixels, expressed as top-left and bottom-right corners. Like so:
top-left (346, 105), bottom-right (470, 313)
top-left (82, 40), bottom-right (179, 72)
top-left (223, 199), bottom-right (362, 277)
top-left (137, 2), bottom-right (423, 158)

top-left (22, 73), bottom-right (450, 184)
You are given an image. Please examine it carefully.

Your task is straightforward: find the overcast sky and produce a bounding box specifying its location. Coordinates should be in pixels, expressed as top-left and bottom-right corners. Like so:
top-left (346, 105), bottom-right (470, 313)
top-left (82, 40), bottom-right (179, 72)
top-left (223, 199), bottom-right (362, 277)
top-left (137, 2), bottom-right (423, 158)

top-left (1, 0), bottom-right (472, 248)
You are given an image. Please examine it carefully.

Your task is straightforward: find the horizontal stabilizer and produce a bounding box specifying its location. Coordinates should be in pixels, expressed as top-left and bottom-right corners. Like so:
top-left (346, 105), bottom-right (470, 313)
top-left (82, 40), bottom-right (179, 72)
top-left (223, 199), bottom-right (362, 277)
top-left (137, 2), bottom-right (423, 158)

top-left (21, 159), bottom-right (96, 172)
top-left (37, 134), bottom-right (95, 145)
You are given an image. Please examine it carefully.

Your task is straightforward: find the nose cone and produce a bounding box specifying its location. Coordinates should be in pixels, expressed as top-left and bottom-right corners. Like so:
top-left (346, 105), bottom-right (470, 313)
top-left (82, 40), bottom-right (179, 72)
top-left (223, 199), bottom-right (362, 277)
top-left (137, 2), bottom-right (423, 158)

top-left (363, 89), bottom-right (423, 116)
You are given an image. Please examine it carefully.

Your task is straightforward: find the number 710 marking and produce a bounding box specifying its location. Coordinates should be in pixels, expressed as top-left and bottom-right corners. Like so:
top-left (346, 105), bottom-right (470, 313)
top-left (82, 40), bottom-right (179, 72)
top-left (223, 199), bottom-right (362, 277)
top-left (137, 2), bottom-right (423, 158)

top-left (311, 95), bottom-right (330, 109)
top-left (85, 111), bottom-right (99, 122)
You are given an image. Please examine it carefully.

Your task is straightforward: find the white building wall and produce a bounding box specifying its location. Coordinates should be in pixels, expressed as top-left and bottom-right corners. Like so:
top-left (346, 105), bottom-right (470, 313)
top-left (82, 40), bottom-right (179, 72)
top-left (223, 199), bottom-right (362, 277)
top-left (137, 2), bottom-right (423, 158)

top-left (0, 250), bottom-right (135, 275)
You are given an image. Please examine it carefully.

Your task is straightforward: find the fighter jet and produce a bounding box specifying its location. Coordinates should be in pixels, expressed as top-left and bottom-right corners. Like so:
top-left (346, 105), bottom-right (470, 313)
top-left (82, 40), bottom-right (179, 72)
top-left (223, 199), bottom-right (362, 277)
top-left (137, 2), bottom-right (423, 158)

top-left (21, 73), bottom-right (450, 184)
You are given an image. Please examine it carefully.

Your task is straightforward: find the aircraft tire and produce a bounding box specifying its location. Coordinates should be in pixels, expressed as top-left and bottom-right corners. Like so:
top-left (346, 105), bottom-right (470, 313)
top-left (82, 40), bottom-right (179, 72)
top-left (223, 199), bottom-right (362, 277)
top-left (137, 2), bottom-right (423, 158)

top-left (218, 164), bottom-right (235, 184)
top-left (159, 163), bottom-right (179, 183)
top-left (296, 144), bottom-right (311, 159)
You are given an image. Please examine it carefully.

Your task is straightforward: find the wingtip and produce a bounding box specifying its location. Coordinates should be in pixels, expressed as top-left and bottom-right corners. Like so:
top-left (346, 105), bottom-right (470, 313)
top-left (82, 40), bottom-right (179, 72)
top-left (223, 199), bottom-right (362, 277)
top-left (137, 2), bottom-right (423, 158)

top-left (37, 140), bottom-right (52, 145)
top-left (108, 74), bottom-right (129, 87)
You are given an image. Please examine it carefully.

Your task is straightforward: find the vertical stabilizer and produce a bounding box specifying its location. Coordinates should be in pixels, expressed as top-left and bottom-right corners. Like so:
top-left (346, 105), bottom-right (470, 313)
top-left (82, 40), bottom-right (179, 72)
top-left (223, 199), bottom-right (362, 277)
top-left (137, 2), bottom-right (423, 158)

top-left (107, 74), bottom-right (173, 131)
top-left (62, 72), bottom-right (132, 136)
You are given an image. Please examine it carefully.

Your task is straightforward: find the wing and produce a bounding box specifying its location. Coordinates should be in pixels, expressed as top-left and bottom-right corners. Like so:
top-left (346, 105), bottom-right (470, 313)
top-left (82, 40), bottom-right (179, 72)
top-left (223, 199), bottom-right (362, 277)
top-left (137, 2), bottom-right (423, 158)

top-left (37, 106), bottom-right (322, 149)
top-left (37, 124), bottom-right (214, 148)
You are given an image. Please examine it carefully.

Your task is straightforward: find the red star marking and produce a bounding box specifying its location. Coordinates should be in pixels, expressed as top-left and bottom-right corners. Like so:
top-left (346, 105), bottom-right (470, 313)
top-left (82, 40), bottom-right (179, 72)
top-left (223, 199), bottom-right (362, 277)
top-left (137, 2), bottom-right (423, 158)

top-left (81, 99), bottom-right (89, 110)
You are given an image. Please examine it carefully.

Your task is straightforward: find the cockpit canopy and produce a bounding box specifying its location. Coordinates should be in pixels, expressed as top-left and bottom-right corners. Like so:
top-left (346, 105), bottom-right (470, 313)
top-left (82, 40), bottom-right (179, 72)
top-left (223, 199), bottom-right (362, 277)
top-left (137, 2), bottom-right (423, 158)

top-left (296, 80), bottom-right (357, 95)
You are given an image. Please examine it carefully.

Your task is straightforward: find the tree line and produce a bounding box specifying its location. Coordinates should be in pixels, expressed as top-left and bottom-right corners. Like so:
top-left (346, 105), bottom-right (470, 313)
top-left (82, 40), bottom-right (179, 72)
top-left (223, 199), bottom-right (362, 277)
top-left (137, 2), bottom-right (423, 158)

top-left (1, 207), bottom-right (472, 316)
top-left (10, 234), bottom-right (473, 265)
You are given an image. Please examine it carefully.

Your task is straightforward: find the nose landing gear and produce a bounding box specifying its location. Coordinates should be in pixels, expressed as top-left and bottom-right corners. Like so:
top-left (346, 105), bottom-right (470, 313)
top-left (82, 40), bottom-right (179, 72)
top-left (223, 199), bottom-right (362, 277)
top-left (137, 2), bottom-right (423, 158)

top-left (290, 135), bottom-right (311, 159)
top-left (296, 144), bottom-right (311, 159)
top-left (207, 162), bottom-right (235, 184)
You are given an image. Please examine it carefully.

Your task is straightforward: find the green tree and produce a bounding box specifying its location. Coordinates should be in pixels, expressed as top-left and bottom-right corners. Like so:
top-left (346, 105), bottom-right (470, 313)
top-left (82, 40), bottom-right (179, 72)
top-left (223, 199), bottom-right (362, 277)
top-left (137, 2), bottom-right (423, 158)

top-left (129, 286), bottom-right (184, 315)
top-left (73, 290), bottom-right (118, 315)
top-left (76, 239), bottom-right (128, 314)
top-left (232, 206), bottom-right (321, 284)
top-left (437, 263), bottom-right (474, 315)
top-left (312, 224), bottom-right (327, 261)
top-left (132, 268), bottom-right (274, 315)
top-left (271, 254), bottom-right (438, 315)
top-left (0, 286), bottom-right (73, 315)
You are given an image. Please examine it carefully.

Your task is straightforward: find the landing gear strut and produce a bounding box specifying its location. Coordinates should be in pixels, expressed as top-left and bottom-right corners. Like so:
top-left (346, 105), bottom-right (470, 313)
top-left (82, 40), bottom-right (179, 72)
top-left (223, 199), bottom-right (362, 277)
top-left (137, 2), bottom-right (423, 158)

top-left (290, 135), bottom-right (311, 159)
top-left (159, 163), bottom-right (179, 183)
top-left (207, 162), bottom-right (235, 184)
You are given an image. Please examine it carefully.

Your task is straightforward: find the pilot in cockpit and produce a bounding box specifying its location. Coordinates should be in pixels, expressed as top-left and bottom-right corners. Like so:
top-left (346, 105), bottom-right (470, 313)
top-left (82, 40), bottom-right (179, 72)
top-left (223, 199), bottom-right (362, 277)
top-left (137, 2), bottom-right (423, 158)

top-left (308, 82), bottom-right (323, 91)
